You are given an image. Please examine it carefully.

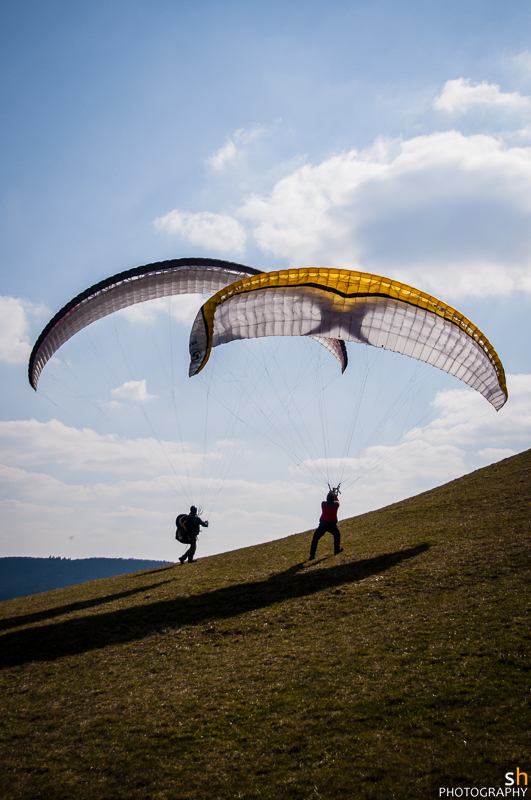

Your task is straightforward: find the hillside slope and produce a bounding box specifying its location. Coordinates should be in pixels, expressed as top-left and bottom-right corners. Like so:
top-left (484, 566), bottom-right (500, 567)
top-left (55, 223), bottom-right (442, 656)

top-left (1, 450), bottom-right (530, 800)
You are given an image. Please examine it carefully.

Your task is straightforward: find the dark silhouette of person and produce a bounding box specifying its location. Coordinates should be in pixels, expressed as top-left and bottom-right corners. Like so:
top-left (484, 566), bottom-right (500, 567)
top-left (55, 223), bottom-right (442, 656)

top-left (178, 506), bottom-right (208, 564)
top-left (309, 491), bottom-right (343, 560)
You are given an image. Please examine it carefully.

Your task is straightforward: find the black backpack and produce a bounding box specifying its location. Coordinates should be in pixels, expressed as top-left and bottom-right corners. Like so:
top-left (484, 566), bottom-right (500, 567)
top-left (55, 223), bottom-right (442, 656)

top-left (175, 514), bottom-right (191, 544)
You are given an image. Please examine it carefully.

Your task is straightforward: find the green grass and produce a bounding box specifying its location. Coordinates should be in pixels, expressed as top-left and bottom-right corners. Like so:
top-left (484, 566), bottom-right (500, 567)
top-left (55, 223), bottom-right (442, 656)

top-left (1, 450), bottom-right (530, 799)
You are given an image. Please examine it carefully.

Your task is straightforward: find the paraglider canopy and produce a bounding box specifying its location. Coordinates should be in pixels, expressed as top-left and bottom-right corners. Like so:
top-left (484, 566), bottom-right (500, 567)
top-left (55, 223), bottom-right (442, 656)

top-left (28, 257), bottom-right (261, 390)
top-left (27, 257), bottom-right (508, 516)
top-left (188, 267), bottom-right (508, 411)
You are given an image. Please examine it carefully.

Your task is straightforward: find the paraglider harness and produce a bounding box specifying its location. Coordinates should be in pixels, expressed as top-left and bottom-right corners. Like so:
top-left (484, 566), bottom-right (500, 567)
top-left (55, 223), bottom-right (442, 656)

top-left (175, 510), bottom-right (208, 543)
top-left (175, 514), bottom-right (192, 544)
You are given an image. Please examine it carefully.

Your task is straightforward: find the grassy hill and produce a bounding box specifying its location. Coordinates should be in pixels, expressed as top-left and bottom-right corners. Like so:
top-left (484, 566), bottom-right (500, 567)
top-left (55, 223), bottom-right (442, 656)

top-left (1, 450), bottom-right (530, 800)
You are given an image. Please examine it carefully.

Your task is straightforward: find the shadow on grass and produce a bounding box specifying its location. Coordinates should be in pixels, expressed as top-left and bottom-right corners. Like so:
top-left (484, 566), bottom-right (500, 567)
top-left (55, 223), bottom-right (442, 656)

top-left (128, 565), bottom-right (175, 578)
top-left (0, 579), bottom-right (175, 633)
top-left (0, 544), bottom-right (429, 668)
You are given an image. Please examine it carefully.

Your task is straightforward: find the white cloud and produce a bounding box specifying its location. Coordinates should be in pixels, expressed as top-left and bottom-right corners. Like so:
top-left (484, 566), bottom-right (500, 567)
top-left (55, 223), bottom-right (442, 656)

top-left (0, 418), bottom-right (201, 476)
top-left (110, 379), bottom-right (157, 403)
top-left (206, 126), bottom-right (264, 171)
top-left (0, 440), bottom-right (315, 559)
top-left (0, 296), bottom-right (47, 364)
top-left (508, 51), bottom-right (531, 83)
top-left (414, 373), bottom-right (531, 449)
top-left (154, 210), bottom-right (246, 255)
top-left (2, 374), bottom-right (529, 559)
top-left (240, 146), bottom-right (382, 266)
top-left (434, 78), bottom-right (531, 114)
top-left (1, 355), bottom-right (529, 563)
top-left (237, 130), bottom-right (531, 298)
top-left (476, 447), bottom-right (516, 461)
top-left (155, 120), bottom-right (531, 299)
top-left (298, 373), bottom-right (531, 520)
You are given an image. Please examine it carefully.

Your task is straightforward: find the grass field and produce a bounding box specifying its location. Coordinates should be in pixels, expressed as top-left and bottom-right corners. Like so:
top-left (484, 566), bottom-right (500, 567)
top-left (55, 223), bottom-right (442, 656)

top-left (1, 450), bottom-right (530, 799)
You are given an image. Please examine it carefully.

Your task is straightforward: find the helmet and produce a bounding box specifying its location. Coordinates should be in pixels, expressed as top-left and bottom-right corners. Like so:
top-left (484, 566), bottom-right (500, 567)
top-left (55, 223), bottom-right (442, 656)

top-left (190, 506), bottom-right (197, 514)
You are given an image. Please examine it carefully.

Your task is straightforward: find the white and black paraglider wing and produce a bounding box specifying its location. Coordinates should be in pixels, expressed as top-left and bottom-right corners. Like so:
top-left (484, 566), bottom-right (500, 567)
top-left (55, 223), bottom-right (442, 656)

top-left (28, 258), bottom-right (261, 390)
top-left (188, 267), bottom-right (508, 411)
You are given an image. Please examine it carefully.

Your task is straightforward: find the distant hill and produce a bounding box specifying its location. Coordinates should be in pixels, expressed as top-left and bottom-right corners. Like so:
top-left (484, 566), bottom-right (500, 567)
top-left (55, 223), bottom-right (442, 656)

top-left (0, 556), bottom-right (172, 601)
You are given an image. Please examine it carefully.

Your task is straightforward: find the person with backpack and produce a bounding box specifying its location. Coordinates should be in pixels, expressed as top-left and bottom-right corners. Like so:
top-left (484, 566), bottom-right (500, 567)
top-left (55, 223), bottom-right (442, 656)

top-left (309, 488), bottom-right (343, 560)
top-left (176, 506), bottom-right (208, 564)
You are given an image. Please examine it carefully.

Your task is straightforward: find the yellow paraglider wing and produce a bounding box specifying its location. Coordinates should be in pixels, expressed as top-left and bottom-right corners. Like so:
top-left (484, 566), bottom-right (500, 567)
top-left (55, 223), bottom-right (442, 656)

top-left (188, 267), bottom-right (507, 410)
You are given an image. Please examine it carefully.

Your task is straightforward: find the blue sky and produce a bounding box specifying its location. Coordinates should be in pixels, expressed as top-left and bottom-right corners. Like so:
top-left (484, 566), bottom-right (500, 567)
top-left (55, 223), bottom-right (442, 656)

top-left (1, 0), bottom-right (531, 560)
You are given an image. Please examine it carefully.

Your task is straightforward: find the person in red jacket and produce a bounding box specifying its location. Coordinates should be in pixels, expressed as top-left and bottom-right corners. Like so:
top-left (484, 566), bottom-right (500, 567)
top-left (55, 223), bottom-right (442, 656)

top-left (309, 490), bottom-right (343, 560)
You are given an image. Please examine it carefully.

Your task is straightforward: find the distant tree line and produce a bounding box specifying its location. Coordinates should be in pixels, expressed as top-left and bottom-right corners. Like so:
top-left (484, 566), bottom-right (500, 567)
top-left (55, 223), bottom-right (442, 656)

top-left (0, 557), bottom-right (171, 602)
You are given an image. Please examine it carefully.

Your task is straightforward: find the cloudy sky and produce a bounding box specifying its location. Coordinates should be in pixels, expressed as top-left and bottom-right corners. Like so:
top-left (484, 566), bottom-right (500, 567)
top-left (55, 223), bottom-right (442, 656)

top-left (1, 0), bottom-right (531, 561)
